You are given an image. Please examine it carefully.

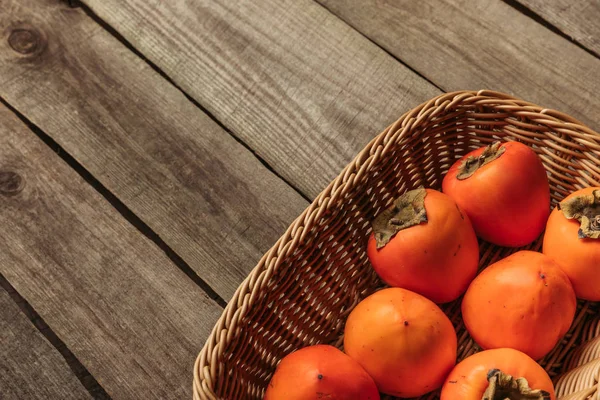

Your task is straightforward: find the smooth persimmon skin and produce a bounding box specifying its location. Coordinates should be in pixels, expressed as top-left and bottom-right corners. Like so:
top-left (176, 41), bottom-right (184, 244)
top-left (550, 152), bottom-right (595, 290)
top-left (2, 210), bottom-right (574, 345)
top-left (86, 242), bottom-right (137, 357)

top-left (543, 187), bottom-right (600, 301)
top-left (344, 288), bottom-right (457, 398)
top-left (442, 141), bottom-right (550, 247)
top-left (462, 251), bottom-right (576, 360)
top-left (440, 348), bottom-right (555, 400)
top-left (367, 189), bottom-right (479, 303)
top-left (263, 345), bottom-right (379, 400)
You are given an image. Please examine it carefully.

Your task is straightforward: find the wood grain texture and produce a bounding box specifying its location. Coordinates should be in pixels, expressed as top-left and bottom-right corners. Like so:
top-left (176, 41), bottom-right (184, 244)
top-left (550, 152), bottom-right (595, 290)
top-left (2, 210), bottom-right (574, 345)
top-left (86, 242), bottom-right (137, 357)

top-left (319, 0), bottom-right (600, 131)
top-left (1, 286), bottom-right (91, 400)
top-left (0, 0), bottom-right (307, 300)
top-left (0, 104), bottom-right (224, 398)
top-left (518, 0), bottom-right (600, 55)
top-left (80, 0), bottom-right (441, 199)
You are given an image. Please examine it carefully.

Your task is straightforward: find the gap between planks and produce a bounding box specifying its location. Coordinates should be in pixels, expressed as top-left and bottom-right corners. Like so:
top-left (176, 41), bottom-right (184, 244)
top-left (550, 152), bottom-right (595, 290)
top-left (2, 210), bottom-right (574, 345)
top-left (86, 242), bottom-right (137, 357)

top-left (503, 0), bottom-right (600, 60)
top-left (311, 1), bottom-right (444, 92)
top-left (1, 274), bottom-right (111, 399)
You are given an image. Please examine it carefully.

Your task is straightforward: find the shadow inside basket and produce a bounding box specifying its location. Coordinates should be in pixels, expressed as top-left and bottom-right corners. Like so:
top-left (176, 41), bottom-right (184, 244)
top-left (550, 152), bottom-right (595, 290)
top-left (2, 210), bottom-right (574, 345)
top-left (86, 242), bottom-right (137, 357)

top-left (211, 99), bottom-right (599, 399)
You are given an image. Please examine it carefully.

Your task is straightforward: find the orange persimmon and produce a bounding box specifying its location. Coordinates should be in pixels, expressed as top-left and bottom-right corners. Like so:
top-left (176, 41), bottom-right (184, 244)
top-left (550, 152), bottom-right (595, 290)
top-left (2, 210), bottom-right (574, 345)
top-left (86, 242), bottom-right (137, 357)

top-left (367, 188), bottom-right (479, 303)
top-left (440, 348), bottom-right (555, 400)
top-left (263, 345), bottom-right (379, 400)
top-left (543, 187), bottom-right (600, 301)
top-left (344, 288), bottom-right (457, 398)
top-left (442, 141), bottom-right (550, 247)
top-left (462, 251), bottom-right (576, 360)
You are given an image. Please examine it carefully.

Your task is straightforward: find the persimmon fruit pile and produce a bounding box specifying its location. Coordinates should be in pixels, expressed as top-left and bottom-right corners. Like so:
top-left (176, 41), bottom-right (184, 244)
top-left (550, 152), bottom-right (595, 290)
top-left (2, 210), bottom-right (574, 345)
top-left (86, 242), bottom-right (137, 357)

top-left (264, 141), bottom-right (597, 399)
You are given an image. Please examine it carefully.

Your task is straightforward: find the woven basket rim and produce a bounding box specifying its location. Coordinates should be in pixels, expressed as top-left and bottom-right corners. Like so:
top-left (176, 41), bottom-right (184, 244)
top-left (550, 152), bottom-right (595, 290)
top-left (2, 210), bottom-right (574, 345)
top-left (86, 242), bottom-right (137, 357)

top-left (193, 90), bottom-right (600, 400)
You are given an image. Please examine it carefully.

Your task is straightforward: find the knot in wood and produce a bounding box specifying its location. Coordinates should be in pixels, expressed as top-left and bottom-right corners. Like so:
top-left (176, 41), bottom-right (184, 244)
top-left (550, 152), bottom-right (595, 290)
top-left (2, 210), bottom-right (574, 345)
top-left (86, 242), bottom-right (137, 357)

top-left (8, 28), bottom-right (41, 55)
top-left (0, 171), bottom-right (24, 196)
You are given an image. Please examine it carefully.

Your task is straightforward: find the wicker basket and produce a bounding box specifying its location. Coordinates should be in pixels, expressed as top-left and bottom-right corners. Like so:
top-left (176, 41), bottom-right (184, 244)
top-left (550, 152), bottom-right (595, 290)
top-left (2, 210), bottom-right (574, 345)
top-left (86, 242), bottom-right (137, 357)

top-left (194, 90), bottom-right (600, 400)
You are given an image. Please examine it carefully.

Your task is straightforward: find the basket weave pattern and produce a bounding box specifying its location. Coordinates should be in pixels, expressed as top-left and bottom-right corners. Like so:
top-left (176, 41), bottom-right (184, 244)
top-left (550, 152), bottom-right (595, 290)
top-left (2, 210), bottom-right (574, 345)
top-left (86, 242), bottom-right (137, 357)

top-left (194, 91), bottom-right (600, 400)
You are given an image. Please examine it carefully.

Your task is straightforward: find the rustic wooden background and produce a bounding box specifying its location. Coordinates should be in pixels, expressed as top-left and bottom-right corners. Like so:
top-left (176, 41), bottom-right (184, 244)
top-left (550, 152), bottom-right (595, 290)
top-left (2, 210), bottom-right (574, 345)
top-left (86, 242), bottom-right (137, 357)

top-left (1, 0), bottom-right (599, 398)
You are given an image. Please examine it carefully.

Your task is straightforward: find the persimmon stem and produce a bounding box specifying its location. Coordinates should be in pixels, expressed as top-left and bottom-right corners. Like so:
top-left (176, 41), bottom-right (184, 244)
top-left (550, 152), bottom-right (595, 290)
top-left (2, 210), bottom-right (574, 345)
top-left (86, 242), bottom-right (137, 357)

top-left (482, 369), bottom-right (551, 400)
top-left (457, 142), bottom-right (506, 180)
top-left (558, 189), bottom-right (600, 239)
top-left (372, 188), bottom-right (428, 249)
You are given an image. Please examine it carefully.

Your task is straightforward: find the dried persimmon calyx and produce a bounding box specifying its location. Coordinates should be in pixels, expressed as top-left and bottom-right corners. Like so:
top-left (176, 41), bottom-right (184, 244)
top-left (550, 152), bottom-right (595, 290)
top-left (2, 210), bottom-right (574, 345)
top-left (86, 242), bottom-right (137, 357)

top-left (558, 189), bottom-right (600, 239)
top-left (482, 369), bottom-right (551, 400)
top-left (372, 187), bottom-right (427, 249)
top-left (457, 141), bottom-right (506, 180)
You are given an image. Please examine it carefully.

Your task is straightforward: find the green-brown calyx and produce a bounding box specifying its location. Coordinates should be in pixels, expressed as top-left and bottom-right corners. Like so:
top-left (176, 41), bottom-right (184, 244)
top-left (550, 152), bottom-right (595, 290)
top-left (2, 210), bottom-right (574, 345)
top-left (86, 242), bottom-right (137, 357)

top-left (558, 189), bottom-right (600, 239)
top-left (372, 187), bottom-right (427, 249)
top-left (457, 142), bottom-right (506, 180)
top-left (482, 369), bottom-right (551, 400)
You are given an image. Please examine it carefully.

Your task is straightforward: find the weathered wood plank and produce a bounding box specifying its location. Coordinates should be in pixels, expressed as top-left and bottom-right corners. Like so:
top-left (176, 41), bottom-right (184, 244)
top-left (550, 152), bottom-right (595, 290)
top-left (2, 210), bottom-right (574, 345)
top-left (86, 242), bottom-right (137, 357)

top-left (518, 0), bottom-right (600, 55)
top-left (0, 285), bottom-right (91, 400)
top-left (0, 0), bottom-right (307, 300)
top-left (0, 104), bottom-right (223, 398)
top-left (80, 0), bottom-right (441, 199)
top-left (319, 0), bottom-right (600, 131)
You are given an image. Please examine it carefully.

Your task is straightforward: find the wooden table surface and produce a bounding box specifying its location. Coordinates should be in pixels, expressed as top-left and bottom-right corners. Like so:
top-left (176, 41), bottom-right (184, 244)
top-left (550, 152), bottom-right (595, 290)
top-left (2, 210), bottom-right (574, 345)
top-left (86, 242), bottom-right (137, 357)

top-left (1, 0), bottom-right (599, 398)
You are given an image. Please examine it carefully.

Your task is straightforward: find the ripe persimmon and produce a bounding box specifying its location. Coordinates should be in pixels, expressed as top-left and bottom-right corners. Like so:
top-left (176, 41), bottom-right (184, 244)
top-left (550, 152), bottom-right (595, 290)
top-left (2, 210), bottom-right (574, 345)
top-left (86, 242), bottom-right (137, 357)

top-left (263, 344), bottom-right (379, 400)
top-left (367, 188), bottom-right (479, 303)
top-left (462, 251), bottom-right (576, 360)
top-left (543, 187), bottom-right (600, 301)
top-left (442, 141), bottom-right (550, 247)
top-left (441, 348), bottom-right (555, 400)
top-left (344, 288), bottom-right (457, 398)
